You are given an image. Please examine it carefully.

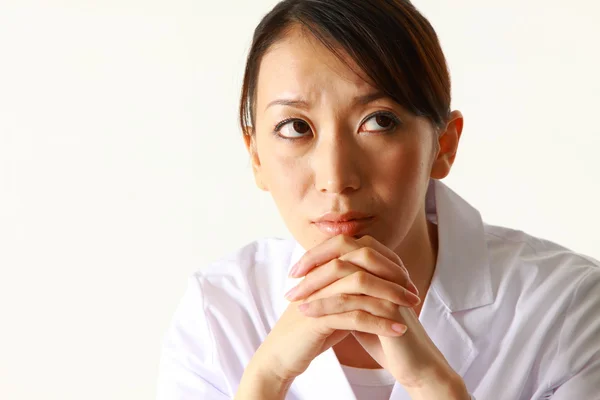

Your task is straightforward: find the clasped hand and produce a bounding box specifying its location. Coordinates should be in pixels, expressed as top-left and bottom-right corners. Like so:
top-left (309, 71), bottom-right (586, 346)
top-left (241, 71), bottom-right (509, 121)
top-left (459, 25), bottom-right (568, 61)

top-left (285, 234), bottom-right (462, 392)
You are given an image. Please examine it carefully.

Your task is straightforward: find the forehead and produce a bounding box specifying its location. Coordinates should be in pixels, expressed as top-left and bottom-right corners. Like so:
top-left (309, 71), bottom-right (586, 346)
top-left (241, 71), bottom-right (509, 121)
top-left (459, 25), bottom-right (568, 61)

top-left (256, 26), bottom-right (376, 107)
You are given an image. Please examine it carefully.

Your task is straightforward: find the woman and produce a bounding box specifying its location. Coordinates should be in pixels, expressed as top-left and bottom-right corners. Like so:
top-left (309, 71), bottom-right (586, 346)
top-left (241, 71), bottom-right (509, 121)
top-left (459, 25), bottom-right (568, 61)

top-left (157, 1), bottom-right (600, 399)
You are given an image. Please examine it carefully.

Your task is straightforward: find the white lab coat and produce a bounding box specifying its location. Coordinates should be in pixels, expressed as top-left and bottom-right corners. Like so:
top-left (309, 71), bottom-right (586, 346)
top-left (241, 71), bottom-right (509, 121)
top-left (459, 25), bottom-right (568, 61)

top-left (157, 180), bottom-right (600, 400)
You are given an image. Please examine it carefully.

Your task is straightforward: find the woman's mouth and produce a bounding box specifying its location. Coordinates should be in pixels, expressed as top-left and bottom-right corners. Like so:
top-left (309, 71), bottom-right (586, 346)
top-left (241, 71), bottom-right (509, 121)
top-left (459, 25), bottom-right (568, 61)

top-left (312, 212), bottom-right (375, 237)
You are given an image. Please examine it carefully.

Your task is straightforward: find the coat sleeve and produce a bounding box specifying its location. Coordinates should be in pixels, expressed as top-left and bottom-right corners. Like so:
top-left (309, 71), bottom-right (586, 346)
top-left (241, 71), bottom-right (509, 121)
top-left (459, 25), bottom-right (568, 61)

top-left (156, 273), bottom-right (232, 400)
top-left (546, 267), bottom-right (600, 399)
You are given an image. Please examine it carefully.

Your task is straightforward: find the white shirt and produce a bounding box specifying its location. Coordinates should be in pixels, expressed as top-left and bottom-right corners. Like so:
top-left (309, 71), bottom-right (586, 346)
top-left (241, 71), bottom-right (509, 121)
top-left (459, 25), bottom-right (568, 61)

top-left (156, 180), bottom-right (600, 400)
top-left (341, 364), bottom-right (396, 400)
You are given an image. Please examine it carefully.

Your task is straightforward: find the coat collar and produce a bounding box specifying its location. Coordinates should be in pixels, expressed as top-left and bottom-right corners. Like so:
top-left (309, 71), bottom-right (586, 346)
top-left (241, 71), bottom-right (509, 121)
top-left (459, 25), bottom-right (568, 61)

top-left (427, 179), bottom-right (494, 312)
top-left (274, 180), bottom-right (494, 399)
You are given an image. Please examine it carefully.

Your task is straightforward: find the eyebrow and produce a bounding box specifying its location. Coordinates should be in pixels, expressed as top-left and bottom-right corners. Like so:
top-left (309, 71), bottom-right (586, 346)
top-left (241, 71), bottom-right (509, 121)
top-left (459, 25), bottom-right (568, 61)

top-left (265, 91), bottom-right (388, 111)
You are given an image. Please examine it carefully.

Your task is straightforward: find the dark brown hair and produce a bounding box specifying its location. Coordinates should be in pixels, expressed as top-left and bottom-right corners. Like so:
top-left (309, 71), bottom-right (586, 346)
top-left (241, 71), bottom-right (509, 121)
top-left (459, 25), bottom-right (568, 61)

top-left (239, 0), bottom-right (451, 136)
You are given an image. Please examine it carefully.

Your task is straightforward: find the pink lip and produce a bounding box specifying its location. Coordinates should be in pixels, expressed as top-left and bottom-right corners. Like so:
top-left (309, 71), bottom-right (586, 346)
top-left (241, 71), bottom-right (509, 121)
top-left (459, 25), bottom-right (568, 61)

top-left (312, 212), bottom-right (374, 237)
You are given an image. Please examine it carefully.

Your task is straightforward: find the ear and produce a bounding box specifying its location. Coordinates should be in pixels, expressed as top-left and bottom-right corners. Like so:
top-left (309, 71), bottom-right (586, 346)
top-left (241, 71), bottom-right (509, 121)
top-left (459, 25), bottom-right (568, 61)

top-left (430, 110), bottom-right (463, 180)
top-left (243, 129), bottom-right (269, 191)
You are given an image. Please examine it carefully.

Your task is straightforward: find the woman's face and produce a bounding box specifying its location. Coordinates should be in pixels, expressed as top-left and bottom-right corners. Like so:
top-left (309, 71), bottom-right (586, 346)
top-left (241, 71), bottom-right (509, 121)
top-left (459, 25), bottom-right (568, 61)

top-left (246, 26), bottom-right (462, 252)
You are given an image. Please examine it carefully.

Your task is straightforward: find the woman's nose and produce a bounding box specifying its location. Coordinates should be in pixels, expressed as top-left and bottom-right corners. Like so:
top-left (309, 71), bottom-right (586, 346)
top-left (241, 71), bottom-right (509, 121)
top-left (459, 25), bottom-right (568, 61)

top-left (313, 136), bottom-right (361, 194)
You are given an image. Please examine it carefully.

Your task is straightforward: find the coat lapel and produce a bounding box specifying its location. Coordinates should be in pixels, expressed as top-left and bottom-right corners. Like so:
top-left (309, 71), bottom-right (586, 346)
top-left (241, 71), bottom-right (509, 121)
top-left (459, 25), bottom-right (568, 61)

top-left (418, 180), bottom-right (492, 377)
top-left (390, 181), bottom-right (494, 399)
top-left (389, 180), bottom-right (494, 399)
top-left (419, 295), bottom-right (479, 377)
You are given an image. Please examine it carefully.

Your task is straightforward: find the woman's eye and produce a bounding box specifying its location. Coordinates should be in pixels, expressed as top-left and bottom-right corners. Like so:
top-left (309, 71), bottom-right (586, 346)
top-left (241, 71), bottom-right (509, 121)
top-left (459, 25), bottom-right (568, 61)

top-left (277, 119), bottom-right (312, 138)
top-left (360, 113), bottom-right (399, 133)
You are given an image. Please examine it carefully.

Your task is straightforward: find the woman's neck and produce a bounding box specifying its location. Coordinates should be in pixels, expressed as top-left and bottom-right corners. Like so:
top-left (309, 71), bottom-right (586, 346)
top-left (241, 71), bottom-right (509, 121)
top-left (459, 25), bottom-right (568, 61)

top-left (395, 214), bottom-right (439, 313)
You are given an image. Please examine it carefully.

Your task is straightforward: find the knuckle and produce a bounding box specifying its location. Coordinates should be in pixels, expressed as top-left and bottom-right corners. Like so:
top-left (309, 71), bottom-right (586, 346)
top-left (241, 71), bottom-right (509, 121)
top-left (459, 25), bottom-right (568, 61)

top-left (336, 293), bottom-right (350, 306)
top-left (377, 298), bottom-right (392, 311)
top-left (349, 310), bottom-right (366, 324)
top-left (352, 270), bottom-right (369, 286)
top-left (330, 258), bottom-right (345, 273)
top-left (358, 246), bottom-right (375, 263)
top-left (383, 300), bottom-right (400, 315)
top-left (360, 234), bottom-right (375, 247)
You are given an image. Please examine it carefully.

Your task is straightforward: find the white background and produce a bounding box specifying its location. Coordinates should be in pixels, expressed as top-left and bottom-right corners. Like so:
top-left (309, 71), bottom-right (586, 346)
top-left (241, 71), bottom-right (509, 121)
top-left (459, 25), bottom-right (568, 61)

top-left (1, 0), bottom-right (598, 399)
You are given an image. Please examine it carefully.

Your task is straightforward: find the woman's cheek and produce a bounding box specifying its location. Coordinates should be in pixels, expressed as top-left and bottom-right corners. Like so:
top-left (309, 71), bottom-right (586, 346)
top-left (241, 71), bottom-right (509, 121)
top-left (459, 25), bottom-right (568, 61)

top-left (264, 158), bottom-right (310, 209)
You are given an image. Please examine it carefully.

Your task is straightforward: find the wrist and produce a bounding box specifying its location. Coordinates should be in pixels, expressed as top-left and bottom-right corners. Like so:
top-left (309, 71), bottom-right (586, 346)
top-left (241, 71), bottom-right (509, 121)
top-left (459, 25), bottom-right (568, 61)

top-left (404, 369), bottom-right (469, 400)
top-left (235, 360), bottom-right (293, 400)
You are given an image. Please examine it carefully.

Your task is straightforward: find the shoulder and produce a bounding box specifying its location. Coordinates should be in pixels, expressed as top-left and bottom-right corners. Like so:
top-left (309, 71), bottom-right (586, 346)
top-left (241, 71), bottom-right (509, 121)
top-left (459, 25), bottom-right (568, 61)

top-left (157, 237), bottom-right (297, 396)
top-left (480, 223), bottom-right (599, 348)
top-left (196, 236), bottom-right (296, 294)
top-left (191, 237), bottom-right (296, 332)
top-left (474, 225), bottom-right (600, 391)
top-left (170, 236), bottom-right (296, 333)
top-left (483, 223), bottom-right (599, 285)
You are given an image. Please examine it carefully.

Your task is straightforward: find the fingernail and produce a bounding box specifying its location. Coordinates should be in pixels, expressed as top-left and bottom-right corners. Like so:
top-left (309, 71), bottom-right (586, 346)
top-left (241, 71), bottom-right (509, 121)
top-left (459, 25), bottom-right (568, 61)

top-left (298, 303), bottom-right (309, 312)
top-left (289, 263), bottom-right (300, 277)
top-left (407, 292), bottom-right (421, 306)
top-left (392, 323), bottom-right (407, 334)
top-left (285, 286), bottom-right (298, 300)
top-left (408, 281), bottom-right (419, 296)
